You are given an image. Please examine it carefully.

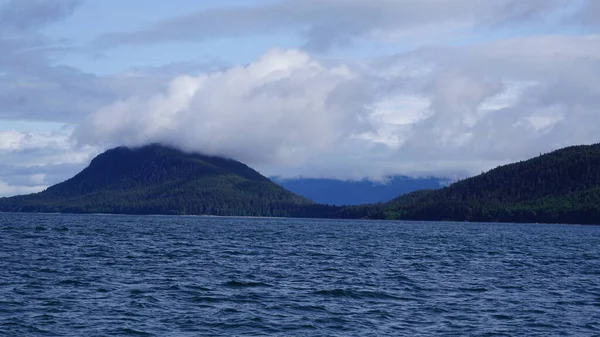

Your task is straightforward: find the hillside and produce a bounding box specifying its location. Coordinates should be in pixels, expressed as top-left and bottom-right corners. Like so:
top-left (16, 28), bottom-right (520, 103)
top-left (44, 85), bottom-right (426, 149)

top-left (0, 145), bottom-right (334, 217)
top-left (341, 144), bottom-right (600, 224)
top-left (274, 176), bottom-right (444, 206)
top-left (4, 143), bottom-right (600, 224)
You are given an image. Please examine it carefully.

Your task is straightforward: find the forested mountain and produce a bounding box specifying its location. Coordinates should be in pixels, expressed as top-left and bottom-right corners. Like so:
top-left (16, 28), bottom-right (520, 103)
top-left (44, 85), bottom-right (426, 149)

top-left (3, 143), bottom-right (600, 224)
top-left (339, 144), bottom-right (600, 224)
top-left (0, 145), bottom-right (336, 217)
top-left (274, 176), bottom-right (444, 205)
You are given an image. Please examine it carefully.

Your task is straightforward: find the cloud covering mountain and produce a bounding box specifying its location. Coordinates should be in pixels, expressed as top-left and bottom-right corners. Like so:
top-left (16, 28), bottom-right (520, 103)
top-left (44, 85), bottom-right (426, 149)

top-left (1, 0), bottom-right (600, 196)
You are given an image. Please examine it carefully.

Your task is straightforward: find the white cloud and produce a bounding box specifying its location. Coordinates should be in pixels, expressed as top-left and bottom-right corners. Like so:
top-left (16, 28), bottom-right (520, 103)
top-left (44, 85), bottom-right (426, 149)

top-left (72, 36), bottom-right (600, 180)
top-left (0, 128), bottom-right (98, 196)
top-left (0, 180), bottom-right (47, 197)
top-left (390, 34), bottom-right (600, 165)
top-left (0, 128), bottom-right (93, 164)
top-left (76, 48), bottom-right (372, 167)
top-left (3, 0), bottom-right (600, 196)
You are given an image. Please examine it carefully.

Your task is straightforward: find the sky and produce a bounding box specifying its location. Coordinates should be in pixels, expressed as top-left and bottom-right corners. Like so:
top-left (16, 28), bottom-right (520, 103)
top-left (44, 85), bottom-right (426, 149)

top-left (1, 0), bottom-right (600, 196)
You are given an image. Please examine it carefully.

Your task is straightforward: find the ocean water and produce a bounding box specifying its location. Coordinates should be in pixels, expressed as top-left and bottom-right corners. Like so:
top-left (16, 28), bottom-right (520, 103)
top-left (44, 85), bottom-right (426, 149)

top-left (1, 213), bottom-right (599, 336)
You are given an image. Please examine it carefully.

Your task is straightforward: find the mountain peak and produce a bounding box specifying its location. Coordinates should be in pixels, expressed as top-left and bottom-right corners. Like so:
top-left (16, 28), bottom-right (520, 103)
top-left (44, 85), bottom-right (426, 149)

top-left (0, 145), bottom-right (314, 216)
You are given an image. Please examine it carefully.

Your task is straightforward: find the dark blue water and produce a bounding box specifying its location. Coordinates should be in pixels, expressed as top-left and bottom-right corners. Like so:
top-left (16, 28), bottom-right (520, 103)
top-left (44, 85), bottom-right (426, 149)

top-left (1, 213), bottom-right (599, 336)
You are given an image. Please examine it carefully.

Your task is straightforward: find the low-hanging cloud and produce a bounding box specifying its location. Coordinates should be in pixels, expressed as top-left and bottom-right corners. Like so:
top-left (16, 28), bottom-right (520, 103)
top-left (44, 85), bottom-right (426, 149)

top-left (75, 49), bottom-right (375, 167)
top-left (76, 35), bottom-right (600, 179)
top-left (4, 0), bottom-right (600, 196)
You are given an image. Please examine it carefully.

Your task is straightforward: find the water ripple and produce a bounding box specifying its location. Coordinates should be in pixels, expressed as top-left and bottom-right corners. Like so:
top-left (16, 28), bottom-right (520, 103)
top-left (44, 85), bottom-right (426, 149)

top-left (1, 213), bottom-right (600, 336)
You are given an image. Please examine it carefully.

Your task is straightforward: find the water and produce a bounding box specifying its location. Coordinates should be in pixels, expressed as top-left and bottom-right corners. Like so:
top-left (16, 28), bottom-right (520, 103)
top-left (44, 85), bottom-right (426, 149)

top-left (1, 213), bottom-right (600, 336)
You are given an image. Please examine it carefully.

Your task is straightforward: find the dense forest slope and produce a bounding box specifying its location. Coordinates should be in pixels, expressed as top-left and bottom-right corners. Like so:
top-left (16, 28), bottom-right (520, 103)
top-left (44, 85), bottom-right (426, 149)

top-left (3, 143), bottom-right (600, 224)
top-left (0, 145), bottom-right (335, 217)
top-left (340, 144), bottom-right (600, 224)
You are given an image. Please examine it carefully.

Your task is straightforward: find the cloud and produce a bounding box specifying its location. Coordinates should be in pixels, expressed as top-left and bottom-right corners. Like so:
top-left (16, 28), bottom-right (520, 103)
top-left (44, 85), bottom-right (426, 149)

top-left (0, 180), bottom-right (47, 197)
top-left (382, 34), bottom-right (600, 165)
top-left (0, 0), bottom-right (81, 33)
top-left (0, 0), bottom-right (82, 68)
top-left (76, 34), bottom-right (600, 180)
top-left (0, 62), bottom-right (197, 124)
top-left (0, 0), bottom-right (233, 196)
top-left (3, 0), bottom-right (600, 196)
top-left (0, 128), bottom-right (99, 197)
top-left (578, 0), bottom-right (600, 26)
top-left (75, 48), bottom-right (374, 166)
top-left (0, 0), bottom-right (107, 123)
top-left (95, 0), bottom-right (574, 51)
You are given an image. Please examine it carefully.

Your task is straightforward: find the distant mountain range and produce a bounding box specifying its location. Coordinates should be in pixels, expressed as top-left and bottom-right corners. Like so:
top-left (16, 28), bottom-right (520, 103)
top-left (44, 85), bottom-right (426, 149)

top-left (273, 176), bottom-right (445, 206)
top-left (2, 143), bottom-right (600, 224)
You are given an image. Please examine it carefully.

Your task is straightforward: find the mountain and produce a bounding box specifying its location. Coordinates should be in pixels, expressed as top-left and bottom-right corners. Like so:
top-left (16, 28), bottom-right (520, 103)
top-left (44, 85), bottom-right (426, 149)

top-left (0, 144), bottom-right (335, 217)
top-left (339, 144), bottom-right (600, 224)
top-left (274, 176), bottom-right (444, 206)
top-left (5, 143), bottom-right (600, 224)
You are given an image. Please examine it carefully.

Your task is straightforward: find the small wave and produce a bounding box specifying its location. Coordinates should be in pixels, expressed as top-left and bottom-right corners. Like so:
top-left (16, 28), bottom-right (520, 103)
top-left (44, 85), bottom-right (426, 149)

top-left (2, 214), bottom-right (599, 336)
top-left (128, 299), bottom-right (161, 309)
top-left (458, 287), bottom-right (489, 293)
top-left (492, 314), bottom-right (514, 320)
top-left (58, 279), bottom-right (88, 287)
top-left (181, 284), bottom-right (211, 292)
top-left (111, 327), bottom-right (154, 336)
top-left (313, 288), bottom-right (402, 300)
top-left (190, 295), bottom-right (226, 303)
top-left (223, 280), bottom-right (272, 288)
top-left (218, 307), bottom-right (241, 314)
top-left (221, 250), bottom-right (244, 256)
